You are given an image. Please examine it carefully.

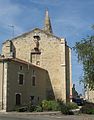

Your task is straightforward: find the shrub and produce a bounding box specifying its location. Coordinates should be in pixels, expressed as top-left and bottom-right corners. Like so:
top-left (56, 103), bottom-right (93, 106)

top-left (35, 105), bottom-right (43, 112)
top-left (57, 100), bottom-right (78, 115)
top-left (41, 100), bottom-right (49, 111)
top-left (49, 101), bottom-right (60, 111)
top-left (57, 101), bottom-right (70, 115)
top-left (41, 100), bottom-right (60, 111)
top-left (28, 104), bottom-right (36, 112)
top-left (67, 102), bottom-right (78, 110)
top-left (60, 103), bottom-right (70, 115)
top-left (80, 102), bottom-right (94, 114)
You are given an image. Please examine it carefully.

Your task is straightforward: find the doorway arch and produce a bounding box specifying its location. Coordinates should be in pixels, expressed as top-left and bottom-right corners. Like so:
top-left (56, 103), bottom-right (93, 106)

top-left (16, 93), bottom-right (21, 105)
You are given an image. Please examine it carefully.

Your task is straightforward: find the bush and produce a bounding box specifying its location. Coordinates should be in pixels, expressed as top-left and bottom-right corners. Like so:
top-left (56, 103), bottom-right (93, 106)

top-left (57, 100), bottom-right (69, 114)
top-left (80, 102), bottom-right (94, 114)
top-left (49, 101), bottom-right (60, 111)
top-left (35, 105), bottom-right (43, 112)
top-left (60, 103), bottom-right (70, 115)
top-left (41, 100), bottom-right (49, 111)
top-left (41, 100), bottom-right (60, 111)
top-left (28, 104), bottom-right (36, 112)
top-left (57, 100), bottom-right (78, 115)
top-left (67, 102), bottom-right (78, 110)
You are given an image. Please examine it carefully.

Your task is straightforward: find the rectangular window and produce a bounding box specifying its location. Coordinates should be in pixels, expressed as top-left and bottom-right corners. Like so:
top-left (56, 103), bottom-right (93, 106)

top-left (31, 54), bottom-right (36, 63)
top-left (32, 76), bottom-right (36, 86)
top-left (19, 66), bottom-right (23, 70)
top-left (32, 70), bottom-right (35, 75)
top-left (16, 93), bottom-right (21, 105)
top-left (36, 54), bottom-right (40, 60)
top-left (18, 74), bottom-right (24, 85)
top-left (31, 53), bottom-right (41, 65)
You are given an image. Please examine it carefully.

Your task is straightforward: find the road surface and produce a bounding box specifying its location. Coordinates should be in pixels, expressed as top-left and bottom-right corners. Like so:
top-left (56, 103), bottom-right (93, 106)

top-left (0, 112), bottom-right (94, 120)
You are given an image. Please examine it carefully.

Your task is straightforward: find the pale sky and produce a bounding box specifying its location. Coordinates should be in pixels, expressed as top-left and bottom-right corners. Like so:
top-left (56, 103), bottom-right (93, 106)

top-left (0, 0), bottom-right (94, 94)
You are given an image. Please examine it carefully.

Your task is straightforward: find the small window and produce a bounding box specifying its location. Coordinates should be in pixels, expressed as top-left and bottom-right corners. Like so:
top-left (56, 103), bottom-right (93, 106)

top-left (31, 53), bottom-right (41, 65)
top-left (36, 54), bottom-right (40, 60)
top-left (16, 94), bottom-right (21, 105)
top-left (32, 70), bottom-right (35, 75)
top-left (18, 74), bottom-right (24, 85)
top-left (32, 76), bottom-right (36, 86)
top-left (19, 66), bottom-right (23, 70)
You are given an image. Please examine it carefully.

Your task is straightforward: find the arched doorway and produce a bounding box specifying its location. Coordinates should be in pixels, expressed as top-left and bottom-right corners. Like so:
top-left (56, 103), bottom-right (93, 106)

top-left (16, 94), bottom-right (21, 105)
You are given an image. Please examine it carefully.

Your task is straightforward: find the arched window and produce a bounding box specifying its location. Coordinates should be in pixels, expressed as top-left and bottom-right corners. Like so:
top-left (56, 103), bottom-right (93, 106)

top-left (16, 94), bottom-right (21, 105)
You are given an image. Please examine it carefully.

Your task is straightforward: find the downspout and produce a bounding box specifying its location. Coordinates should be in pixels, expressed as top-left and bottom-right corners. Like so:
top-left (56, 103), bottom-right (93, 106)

top-left (2, 60), bottom-right (4, 109)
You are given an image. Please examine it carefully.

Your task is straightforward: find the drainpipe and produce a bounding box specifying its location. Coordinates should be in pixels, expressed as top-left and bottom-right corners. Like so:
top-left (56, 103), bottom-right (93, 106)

top-left (2, 60), bottom-right (4, 109)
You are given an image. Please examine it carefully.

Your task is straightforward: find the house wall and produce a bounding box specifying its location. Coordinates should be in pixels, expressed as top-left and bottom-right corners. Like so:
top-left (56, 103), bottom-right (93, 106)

top-left (6, 60), bottom-right (49, 111)
top-left (65, 46), bottom-right (72, 102)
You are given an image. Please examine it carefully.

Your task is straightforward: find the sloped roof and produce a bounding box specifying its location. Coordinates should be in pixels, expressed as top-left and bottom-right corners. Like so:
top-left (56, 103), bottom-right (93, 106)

top-left (3, 28), bottom-right (61, 44)
top-left (0, 57), bottom-right (46, 71)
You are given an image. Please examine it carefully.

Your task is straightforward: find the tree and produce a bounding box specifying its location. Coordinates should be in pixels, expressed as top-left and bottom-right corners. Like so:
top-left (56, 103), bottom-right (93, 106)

top-left (74, 33), bottom-right (94, 90)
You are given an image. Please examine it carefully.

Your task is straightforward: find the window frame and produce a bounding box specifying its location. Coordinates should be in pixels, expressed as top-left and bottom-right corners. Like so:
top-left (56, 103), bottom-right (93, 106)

top-left (32, 75), bottom-right (36, 86)
top-left (19, 65), bottom-right (23, 70)
top-left (18, 72), bottom-right (25, 85)
top-left (15, 93), bottom-right (21, 106)
top-left (31, 52), bottom-right (41, 65)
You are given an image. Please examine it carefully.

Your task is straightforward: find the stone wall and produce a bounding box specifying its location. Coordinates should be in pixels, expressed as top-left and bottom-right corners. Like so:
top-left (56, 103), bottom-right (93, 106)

top-left (6, 59), bottom-right (51, 111)
top-left (85, 90), bottom-right (94, 103)
top-left (0, 61), bottom-right (8, 111)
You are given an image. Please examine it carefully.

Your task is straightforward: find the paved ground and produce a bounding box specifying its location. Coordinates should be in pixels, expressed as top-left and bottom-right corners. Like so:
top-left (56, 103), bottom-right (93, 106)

top-left (0, 112), bottom-right (94, 120)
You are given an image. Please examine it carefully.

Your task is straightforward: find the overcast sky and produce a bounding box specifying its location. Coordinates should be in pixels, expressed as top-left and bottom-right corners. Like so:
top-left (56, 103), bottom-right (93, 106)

top-left (0, 0), bottom-right (94, 94)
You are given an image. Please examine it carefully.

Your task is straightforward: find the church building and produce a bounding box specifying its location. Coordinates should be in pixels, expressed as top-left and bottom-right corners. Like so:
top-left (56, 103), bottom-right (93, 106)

top-left (0, 10), bottom-right (72, 111)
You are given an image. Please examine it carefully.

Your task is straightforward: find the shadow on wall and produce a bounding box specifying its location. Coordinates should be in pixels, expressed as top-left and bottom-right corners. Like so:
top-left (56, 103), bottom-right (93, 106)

top-left (65, 46), bottom-right (71, 102)
top-left (46, 71), bottom-right (55, 100)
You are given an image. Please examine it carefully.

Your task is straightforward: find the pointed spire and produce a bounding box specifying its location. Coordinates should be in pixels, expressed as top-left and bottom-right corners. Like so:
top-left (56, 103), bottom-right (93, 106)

top-left (43, 9), bottom-right (53, 34)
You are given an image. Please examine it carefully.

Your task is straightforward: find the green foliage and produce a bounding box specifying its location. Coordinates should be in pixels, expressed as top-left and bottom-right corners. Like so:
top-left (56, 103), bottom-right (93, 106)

top-left (41, 100), bottom-right (60, 111)
top-left (35, 105), bottom-right (43, 112)
top-left (50, 100), bottom-right (60, 111)
top-left (66, 102), bottom-right (78, 110)
top-left (14, 100), bottom-right (79, 114)
top-left (80, 102), bottom-right (94, 114)
top-left (57, 100), bottom-right (70, 114)
top-left (74, 34), bottom-right (94, 90)
top-left (28, 104), bottom-right (36, 112)
top-left (60, 102), bottom-right (70, 115)
top-left (41, 100), bottom-right (49, 111)
top-left (57, 100), bottom-right (79, 115)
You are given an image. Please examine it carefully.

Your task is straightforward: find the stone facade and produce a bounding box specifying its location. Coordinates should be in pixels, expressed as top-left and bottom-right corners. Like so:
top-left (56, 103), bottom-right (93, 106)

top-left (85, 89), bottom-right (94, 103)
top-left (0, 10), bottom-right (72, 111)
top-left (0, 58), bottom-right (52, 111)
